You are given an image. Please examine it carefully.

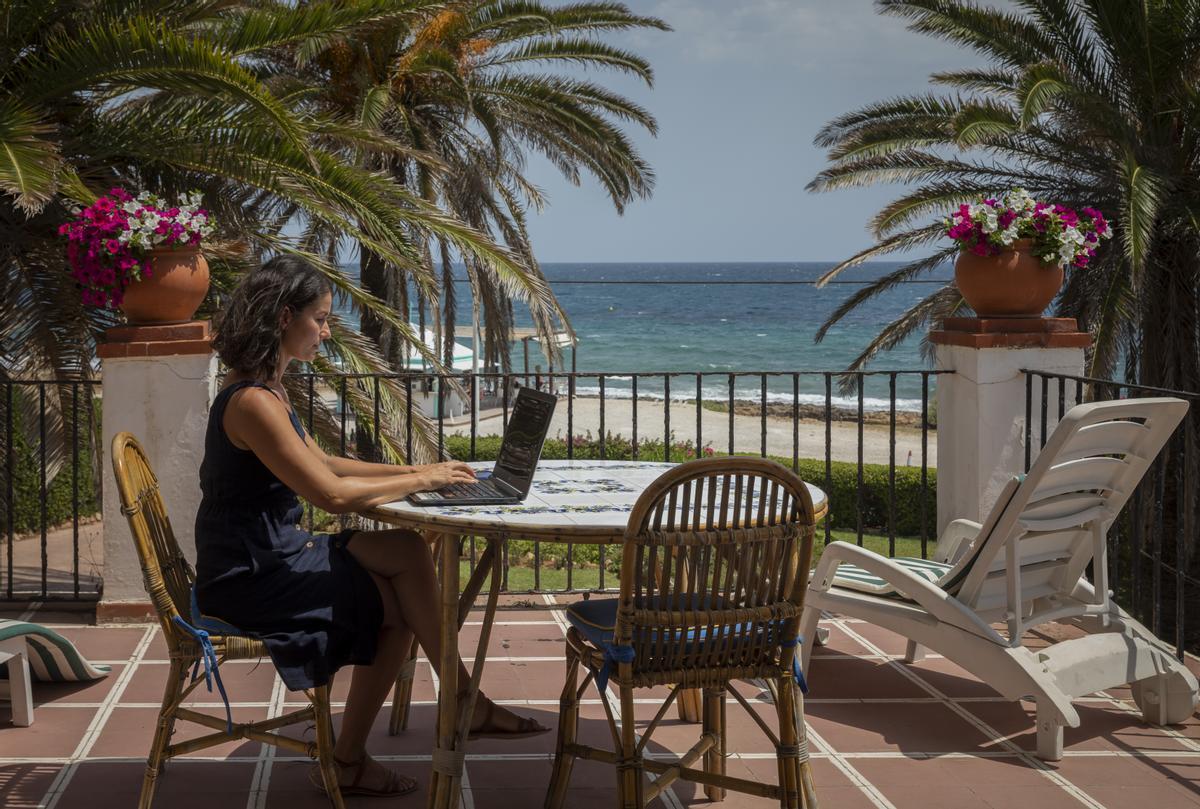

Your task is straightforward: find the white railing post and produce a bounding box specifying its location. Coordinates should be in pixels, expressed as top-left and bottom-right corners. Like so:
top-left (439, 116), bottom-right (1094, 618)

top-left (932, 318), bottom-right (1090, 535)
top-left (98, 322), bottom-right (217, 621)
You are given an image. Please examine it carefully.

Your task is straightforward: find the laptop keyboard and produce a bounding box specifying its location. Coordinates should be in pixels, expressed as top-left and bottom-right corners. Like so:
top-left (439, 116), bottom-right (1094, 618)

top-left (433, 479), bottom-right (507, 499)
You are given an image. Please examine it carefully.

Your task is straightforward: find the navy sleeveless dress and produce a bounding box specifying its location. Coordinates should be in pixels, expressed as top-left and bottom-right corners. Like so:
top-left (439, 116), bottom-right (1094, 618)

top-left (194, 380), bottom-right (384, 691)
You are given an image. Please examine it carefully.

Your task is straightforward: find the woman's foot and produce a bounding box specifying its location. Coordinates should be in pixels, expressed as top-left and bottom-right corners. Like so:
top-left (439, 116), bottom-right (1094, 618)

top-left (311, 752), bottom-right (418, 798)
top-left (466, 693), bottom-right (551, 740)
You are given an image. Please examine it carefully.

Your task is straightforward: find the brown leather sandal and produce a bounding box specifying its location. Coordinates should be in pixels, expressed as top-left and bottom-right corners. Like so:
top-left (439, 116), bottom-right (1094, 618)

top-left (309, 753), bottom-right (418, 798)
top-left (465, 694), bottom-right (550, 741)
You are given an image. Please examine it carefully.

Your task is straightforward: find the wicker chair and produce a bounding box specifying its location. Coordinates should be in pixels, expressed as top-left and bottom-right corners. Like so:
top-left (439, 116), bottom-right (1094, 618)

top-left (545, 457), bottom-right (820, 809)
top-left (111, 432), bottom-right (344, 809)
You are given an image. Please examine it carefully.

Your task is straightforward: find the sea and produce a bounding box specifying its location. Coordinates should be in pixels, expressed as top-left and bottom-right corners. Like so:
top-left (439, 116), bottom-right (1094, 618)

top-left (336, 261), bottom-right (954, 412)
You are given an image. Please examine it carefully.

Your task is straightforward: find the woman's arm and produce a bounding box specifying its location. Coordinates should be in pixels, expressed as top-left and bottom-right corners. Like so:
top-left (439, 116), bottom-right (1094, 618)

top-left (224, 387), bottom-right (477, 513)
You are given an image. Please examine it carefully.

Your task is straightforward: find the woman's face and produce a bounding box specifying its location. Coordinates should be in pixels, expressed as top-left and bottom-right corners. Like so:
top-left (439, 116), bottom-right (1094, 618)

top-left (280, 291), bottom-right (332, 364)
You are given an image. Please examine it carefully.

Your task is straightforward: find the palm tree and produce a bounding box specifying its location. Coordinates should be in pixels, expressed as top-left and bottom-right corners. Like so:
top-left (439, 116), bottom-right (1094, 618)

top-left (304, 1), bottom-right (668, 373)
top-left (0, 0), bottom-right (558, 467)
top-left (808, 0), bottom-right (1200, 640)
top-left (809, 0), bottom-right (1200, 400)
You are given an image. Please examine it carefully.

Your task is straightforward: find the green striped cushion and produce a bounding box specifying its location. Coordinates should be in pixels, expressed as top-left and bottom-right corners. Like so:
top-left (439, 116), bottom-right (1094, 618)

top-left (831, 557), bottom-right (952, 596)
top-left (0, 620), bottom-right (110, 682)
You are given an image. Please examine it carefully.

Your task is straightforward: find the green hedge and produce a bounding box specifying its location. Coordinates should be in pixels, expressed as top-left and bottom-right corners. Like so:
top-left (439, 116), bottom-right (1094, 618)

top-left (4, 401), bottom-right (101, 535)
top-left (444, 433), bottom-right (935, 536)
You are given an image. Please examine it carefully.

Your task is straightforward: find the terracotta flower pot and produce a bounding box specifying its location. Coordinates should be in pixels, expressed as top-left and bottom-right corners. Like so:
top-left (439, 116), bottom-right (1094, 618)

top-left (120, 246), bottom-right (210, 325)
top-left (954, 238), bottom-right (1064, 317)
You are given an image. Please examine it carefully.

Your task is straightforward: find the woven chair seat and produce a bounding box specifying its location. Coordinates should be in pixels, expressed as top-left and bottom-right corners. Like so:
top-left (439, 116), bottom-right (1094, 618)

top-left (566, 596), bottom-right (795, 650)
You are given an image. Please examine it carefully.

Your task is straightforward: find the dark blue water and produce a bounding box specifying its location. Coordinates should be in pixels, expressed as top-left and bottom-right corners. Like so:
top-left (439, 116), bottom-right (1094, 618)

top-left (337, 261), bottom-right (952, 409)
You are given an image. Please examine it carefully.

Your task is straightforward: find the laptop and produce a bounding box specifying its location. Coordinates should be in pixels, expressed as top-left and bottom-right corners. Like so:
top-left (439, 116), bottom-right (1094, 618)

top-left (407, 386), bottom-right (557, 506)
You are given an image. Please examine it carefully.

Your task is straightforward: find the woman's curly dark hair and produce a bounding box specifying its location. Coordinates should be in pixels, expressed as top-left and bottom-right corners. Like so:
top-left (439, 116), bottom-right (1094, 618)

top-left (212, 255), bottom-right (332, 379)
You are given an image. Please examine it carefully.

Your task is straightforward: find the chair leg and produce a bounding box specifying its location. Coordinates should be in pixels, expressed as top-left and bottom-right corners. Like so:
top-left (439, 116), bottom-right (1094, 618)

top-left (615, 683), bottom-right (643, 809)
top-left (774, 675), bottom-right (806, 809)
top-left (388, 637), bottom-right (420, 735)
top-left (904, 640), bottom-right (926, 663)
top-left (1035, 697), bottom-right (1065, 761)
top-left (311, 684), bottom-right (346, 809)
top-left (545, 645), bottom-right (581, 809)
top-left (4, 646), bottom-right (33, 727)
top-left (139, 658), bottom-right (186, 809)
top-left (702, 687), bottom-right (726, 801)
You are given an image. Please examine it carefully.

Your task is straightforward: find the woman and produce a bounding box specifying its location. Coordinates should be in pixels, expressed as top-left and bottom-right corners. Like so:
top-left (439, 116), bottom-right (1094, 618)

top-left (195, 255), bottom-right (547, 798)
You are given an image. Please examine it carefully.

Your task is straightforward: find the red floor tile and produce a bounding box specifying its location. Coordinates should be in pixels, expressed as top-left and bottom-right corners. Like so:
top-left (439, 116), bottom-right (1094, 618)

top-left (51, 626), bottom-right (148, 662)
top-left (805, 656), bottom-right (931, 700)
top-left (837, 621), bottom-right (913, 656)
top-left (54, 760), bottom-right (257, 808)
top-left (91, 705), bottom-right (265, 758)
top-left (807, 701), bottom-right (991, 753)
top-left (0, 762), bottom-right (64, 809)
top-left (0, 706), bottom-right (97, 757)
top-left (29, 664), bottom-right (125, 706)
top-left (902, 656), bottom-right (1003, 699)
top-left (120, 660), bottom-right (279, 706)
top-left (964, 700), bottom-right (1193, 754)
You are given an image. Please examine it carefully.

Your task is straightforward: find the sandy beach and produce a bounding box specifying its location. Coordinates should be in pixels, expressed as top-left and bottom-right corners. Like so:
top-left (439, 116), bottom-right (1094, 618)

top-left (448, 396), bottom-right (937, 468)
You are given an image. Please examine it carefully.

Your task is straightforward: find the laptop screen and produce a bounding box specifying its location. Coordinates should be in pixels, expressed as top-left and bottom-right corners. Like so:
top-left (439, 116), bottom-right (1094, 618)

top-left (492, 388), bottom-right (557, 495)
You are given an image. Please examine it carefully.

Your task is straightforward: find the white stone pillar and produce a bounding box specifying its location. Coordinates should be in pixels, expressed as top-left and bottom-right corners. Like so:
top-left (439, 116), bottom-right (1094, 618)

top-left (932, 318), bottom-right (1090, 536)
top-left (98, 322), bottom-right (217, 621)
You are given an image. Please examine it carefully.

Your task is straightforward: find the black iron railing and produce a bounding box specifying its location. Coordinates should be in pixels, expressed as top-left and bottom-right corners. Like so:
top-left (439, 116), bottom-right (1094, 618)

top-left (1, 370), bottom-right (944, 603)
top-left (295, 370), bottom-right (945, 594)
top-left (1, 380), bottom-right (102, 602)
top-left (1024, 370), bottom-right (1200, 658)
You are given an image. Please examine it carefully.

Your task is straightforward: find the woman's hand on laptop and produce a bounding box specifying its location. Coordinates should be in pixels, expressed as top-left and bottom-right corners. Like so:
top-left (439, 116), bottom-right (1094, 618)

top-left (418, 462), bottom-right (478, 491)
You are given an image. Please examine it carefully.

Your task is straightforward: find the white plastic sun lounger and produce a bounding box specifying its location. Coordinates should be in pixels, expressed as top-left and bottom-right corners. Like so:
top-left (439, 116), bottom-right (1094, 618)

top-left (800, 397), bottom-right (1198, 760)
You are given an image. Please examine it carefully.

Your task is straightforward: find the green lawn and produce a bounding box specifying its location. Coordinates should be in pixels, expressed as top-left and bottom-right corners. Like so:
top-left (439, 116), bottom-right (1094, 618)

top-left (457, 529), bottom-right (930, 593)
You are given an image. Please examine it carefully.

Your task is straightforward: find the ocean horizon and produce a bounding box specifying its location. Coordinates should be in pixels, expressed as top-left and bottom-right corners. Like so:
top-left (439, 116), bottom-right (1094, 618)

top-left (337, 261), bottom-right (953, 412)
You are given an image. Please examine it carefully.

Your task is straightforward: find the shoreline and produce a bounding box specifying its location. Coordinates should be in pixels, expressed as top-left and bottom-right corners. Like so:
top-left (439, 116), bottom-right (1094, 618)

top-left (454, 392), bottom-right (938, 467)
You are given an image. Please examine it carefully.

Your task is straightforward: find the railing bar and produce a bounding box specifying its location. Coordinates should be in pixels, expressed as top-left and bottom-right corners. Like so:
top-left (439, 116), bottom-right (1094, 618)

top-left (728, 374), bottom-right (735, 455)
top-left (663, 375), bottom-right (671, 463)
top-left (857, 375), bottom-right (864, 546)
top-left (1024, 372), bottom-right (1033, 473)
top-left (6, 382), bottom-right (12, 599)
top-left (1057, 376), bottom-right (1066, 422)
top-left (307, 376), bottom-right (315, 531)
top-left (599, 376), bottom-right (606, 460)
top-left (824, 374), bottom-right (832, 546)
top-left (792, 373), bottom-right (799, 474)
top-left (373, 377), bottom-right (381, 463)
top-left (631, 375), bottom-right (639, 461)
top-left (567, 374), bottom-right (575, 461)
top-left (921, 371), bottom-right (930, 559)
top-left (696, 374), bottom-right (703, 462)
top-left (1039, 373), bottom-right (1048, 451)
top-left (39, 383), bottom-right (47, 596)
top-left (72, 382), bottom-right (80, 598)
top-left (470, 375), bottom-right (477, 461)
top-left (1175, 426), bottom-right (1187, 659)
top-left (1152, 441), bottom-right (1166, 637)
top-left (888, 373), bottom-right (897, 558)
top-left (760, 374), bottom-right (768, 458)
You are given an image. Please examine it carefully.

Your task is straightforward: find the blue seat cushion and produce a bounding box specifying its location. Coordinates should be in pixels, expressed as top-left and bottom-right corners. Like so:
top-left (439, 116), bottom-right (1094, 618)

top-left (190, 588), bottom-right (247, 637)
top-left (566, 595), bottom-right (790, 651)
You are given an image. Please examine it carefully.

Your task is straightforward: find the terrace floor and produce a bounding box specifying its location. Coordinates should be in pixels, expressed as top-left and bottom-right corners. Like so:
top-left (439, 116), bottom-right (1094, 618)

top-left (2, 596), bottom-right (1199, 809)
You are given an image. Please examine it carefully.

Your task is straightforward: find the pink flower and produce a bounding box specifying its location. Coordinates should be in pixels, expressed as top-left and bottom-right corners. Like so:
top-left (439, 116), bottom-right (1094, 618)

top-left (105, 239), bottom-right (121, 253)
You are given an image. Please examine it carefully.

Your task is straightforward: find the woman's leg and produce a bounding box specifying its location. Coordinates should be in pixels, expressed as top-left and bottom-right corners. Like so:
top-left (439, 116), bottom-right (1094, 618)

top-left (346, 528), bottom-right (546, 733)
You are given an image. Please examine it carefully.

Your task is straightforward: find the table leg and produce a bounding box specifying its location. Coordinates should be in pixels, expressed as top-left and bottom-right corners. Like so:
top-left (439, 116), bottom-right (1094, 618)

top-left (427, 534), bottom-right (506, 809)
top-left (428, 532), bottom-right (461, 809)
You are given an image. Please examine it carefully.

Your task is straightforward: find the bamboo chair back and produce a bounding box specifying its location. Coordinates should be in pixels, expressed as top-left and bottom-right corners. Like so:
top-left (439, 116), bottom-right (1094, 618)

top-left (111, 433), bottom-right (196, 643)
top-left (944, 398), bottom-right (1187, 638)
top-left (615, 457), bottom-right (817, 690)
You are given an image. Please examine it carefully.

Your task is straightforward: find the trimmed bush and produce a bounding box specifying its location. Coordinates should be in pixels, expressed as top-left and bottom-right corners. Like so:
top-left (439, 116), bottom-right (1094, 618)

top-left (444, 432), bottom-right (936, 536)
top-left (4, 401), bottom-right (101, 535)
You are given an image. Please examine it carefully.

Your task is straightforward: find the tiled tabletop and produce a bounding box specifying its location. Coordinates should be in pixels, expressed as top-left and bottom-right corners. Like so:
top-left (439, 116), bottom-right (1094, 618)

top-left (373, 460), bottom-right (828, 534)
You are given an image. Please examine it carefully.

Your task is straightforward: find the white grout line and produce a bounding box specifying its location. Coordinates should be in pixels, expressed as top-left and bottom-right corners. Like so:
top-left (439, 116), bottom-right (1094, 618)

top-left (803, 722), bottom-right (898, 809)
top-left (832, 618), bottom-right (1111, 809)
top-left (1092, 692), bottom-right (1200, 753)
top-left (38, 624), bottom-right (158, 809)
top-left (17, 601), bottom-right (43, 622)
top-left (245, 673), bottom-right (288, 809)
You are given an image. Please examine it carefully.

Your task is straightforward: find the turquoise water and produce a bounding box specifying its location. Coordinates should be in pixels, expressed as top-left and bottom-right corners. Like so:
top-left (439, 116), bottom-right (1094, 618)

top-left (337, 261), bottom-right (952, 410)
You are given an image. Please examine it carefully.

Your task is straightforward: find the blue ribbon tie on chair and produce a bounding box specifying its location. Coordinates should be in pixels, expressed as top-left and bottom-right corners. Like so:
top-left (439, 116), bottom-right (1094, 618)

top-left (595, 643), bottom-right (636, 694)
top-left (170, 615), bottom-right (233, 733)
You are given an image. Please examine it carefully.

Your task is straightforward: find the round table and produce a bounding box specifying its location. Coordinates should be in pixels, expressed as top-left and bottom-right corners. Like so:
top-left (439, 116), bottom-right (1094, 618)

top-left (366, 460), bottom-right (828, 809)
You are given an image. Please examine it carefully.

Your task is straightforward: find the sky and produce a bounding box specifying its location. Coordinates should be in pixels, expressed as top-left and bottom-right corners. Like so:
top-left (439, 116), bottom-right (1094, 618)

top-left (519, 0), bottom-right (981, 263)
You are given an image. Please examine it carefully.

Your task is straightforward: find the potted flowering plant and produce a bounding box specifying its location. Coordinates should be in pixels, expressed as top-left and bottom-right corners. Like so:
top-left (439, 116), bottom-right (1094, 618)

top-left (59, 188), bottom-right (214, 324)
top-left (944, 188), bottom-right (1111, 317)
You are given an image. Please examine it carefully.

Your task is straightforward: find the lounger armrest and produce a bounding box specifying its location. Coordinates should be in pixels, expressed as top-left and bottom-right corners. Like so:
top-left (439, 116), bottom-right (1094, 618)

top-left (810, 541), bottom-right (999, 640)
top-left (933, 519), bottom-right (982, 564)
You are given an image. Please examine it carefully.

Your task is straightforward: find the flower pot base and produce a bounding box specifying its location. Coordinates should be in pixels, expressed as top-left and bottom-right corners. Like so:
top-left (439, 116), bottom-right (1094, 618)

top-left (120, 247), bottom-right (210, 325)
